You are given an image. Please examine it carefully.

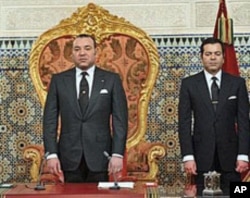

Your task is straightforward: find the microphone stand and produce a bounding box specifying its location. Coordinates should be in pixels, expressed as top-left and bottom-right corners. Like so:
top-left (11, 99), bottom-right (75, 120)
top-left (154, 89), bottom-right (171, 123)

top-left (103, 151), bottom-right (120, 190)
top-left (34, 152), bottom-right (49, 190)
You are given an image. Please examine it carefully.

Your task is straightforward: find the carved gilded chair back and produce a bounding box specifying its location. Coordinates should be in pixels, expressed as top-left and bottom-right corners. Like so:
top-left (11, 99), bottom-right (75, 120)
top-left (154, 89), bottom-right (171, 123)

top-left (28, 3), bottom-right (165, 182)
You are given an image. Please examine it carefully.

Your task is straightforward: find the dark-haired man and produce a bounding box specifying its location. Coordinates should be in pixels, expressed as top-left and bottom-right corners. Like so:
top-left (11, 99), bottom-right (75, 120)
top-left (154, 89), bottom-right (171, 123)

top-left (178, 37), bottom-right (250, 195)
top-left (43, 34), bottom-right (128, 182)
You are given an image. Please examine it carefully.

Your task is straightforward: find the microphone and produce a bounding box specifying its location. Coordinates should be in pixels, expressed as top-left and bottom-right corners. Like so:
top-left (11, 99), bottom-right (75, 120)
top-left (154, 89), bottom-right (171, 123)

top-left (34, 151), bottom-right (50, 190)
top-left (103, 151), bottom-right (120, 190)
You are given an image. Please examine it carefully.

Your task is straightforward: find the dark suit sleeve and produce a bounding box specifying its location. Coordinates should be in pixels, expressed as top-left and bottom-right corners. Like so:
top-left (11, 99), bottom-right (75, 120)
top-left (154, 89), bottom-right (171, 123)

top-left (111, 74), bottom-right (128, 156)
top-left (236, 78), bottom-right (250, 155)
top-left (178, 78), bottom-right (194, 157)
top-left (43, 74), bottom-right (60, 154)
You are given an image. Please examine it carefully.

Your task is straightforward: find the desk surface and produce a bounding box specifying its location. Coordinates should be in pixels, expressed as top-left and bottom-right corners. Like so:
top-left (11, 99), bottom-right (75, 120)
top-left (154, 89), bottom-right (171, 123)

top-left (2, 183), bottom-right (145, 198)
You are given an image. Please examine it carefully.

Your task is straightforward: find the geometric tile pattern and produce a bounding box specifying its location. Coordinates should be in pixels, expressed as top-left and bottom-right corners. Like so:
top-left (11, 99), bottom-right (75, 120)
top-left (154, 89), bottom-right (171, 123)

top-left (1, 34), bottom-right (250, 185)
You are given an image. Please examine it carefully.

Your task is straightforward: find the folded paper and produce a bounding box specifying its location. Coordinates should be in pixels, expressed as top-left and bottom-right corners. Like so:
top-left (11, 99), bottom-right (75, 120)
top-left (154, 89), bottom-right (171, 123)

top-left (97, 182), bottom-right (135, 189)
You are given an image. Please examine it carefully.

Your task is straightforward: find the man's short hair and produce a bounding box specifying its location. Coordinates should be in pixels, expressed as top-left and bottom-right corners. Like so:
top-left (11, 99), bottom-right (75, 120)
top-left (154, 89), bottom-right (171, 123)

top-left (200, 37), bottom-right (225, 55)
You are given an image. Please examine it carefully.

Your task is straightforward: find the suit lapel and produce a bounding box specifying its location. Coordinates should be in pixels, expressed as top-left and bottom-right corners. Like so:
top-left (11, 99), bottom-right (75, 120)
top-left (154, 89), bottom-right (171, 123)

top-left (85, 67), bottom-right (105, 116)
top-left (216, 73), bottom-right (232, 114)
top-left (196, 72), bottom-right (214, 114)
top-left (63, 68), bottom-right (82, 118)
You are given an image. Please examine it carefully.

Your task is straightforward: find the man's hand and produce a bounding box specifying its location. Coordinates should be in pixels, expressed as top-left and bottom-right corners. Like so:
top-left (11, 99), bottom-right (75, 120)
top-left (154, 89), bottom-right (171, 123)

top-left (236, 160), bottom-right (249, 173)
top-left (46, 158), bottom-right (64, 183)
top-left (184, 160), bottom-right (197, 175)
top-left (108, 156), bottom-right (123, 174)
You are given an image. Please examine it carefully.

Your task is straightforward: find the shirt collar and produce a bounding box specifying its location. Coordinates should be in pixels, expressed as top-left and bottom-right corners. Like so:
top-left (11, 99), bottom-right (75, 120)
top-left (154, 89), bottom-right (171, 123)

top-left (76, 65), bottom-right (95, 77)
top-left (204, 69), bottom-right (222, 83)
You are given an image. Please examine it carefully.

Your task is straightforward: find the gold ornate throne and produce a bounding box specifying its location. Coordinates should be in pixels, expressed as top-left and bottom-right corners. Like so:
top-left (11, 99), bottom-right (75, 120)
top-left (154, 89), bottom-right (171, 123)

top-left (24, 3), bottom-right (166, 183)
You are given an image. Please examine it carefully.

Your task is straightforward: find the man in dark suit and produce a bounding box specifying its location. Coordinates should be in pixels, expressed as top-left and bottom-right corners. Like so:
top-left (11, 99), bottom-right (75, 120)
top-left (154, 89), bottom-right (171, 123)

top-left (43, 34), bottom-right (128, 183)
top-left (178, 37), bottom-right (250, 195)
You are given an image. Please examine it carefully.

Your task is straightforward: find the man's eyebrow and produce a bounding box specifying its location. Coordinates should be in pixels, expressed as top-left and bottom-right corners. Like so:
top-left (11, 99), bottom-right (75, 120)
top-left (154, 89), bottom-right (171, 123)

top-left (204, 51), bottom-right (222, 53)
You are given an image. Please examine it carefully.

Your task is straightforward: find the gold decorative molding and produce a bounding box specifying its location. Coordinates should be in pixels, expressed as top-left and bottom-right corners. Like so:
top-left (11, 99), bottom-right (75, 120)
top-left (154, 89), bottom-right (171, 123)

top-left (23, 145), bottom-right (44, 182)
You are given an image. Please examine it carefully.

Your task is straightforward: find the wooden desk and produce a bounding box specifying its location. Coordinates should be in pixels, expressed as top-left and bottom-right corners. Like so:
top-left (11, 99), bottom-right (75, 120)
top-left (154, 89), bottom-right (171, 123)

top-left (1, 183), bottom-right (145, 198)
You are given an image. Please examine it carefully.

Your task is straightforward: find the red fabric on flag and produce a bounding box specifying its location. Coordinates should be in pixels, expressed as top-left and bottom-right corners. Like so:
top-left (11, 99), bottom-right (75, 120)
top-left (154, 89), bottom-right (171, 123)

top-left (213, 0), bottom-right (239, 76)
top-left (214, 1), bottom-right (250, 182)
top-left (222, 44), bottom-right (239, 75)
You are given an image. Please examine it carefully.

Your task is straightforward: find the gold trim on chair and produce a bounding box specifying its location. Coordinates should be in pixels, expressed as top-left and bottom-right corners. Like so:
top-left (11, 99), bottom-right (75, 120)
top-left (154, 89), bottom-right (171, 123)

top-left (28, 3), bottom-right (165, 182)
top-left (23, 145), bottom-right (44, 182)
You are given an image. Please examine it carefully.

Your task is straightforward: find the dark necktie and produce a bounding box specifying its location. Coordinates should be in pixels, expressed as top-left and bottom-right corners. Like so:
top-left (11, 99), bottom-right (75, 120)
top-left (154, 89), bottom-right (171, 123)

top-left (211, 76), bottom-right (219, 112)
top-left (79, 72), bottom-right (89, 114)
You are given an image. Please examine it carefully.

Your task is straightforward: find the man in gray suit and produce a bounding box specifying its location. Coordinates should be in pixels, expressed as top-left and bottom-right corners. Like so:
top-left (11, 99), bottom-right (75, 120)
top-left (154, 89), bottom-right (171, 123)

top-left (43, 34), bottom-right (128, 182)
top-left (178, 37), bottom-right (250, 195)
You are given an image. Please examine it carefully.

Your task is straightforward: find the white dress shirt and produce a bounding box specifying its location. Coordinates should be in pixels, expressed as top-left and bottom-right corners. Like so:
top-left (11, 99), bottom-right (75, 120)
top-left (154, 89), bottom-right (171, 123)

top-left (76, 66), bottom-right (95, 98)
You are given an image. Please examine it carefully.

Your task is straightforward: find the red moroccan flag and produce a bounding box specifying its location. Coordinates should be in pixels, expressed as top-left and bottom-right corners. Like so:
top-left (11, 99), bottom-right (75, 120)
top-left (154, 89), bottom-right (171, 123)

top-left (213, 0), bottom-right (239, 76)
